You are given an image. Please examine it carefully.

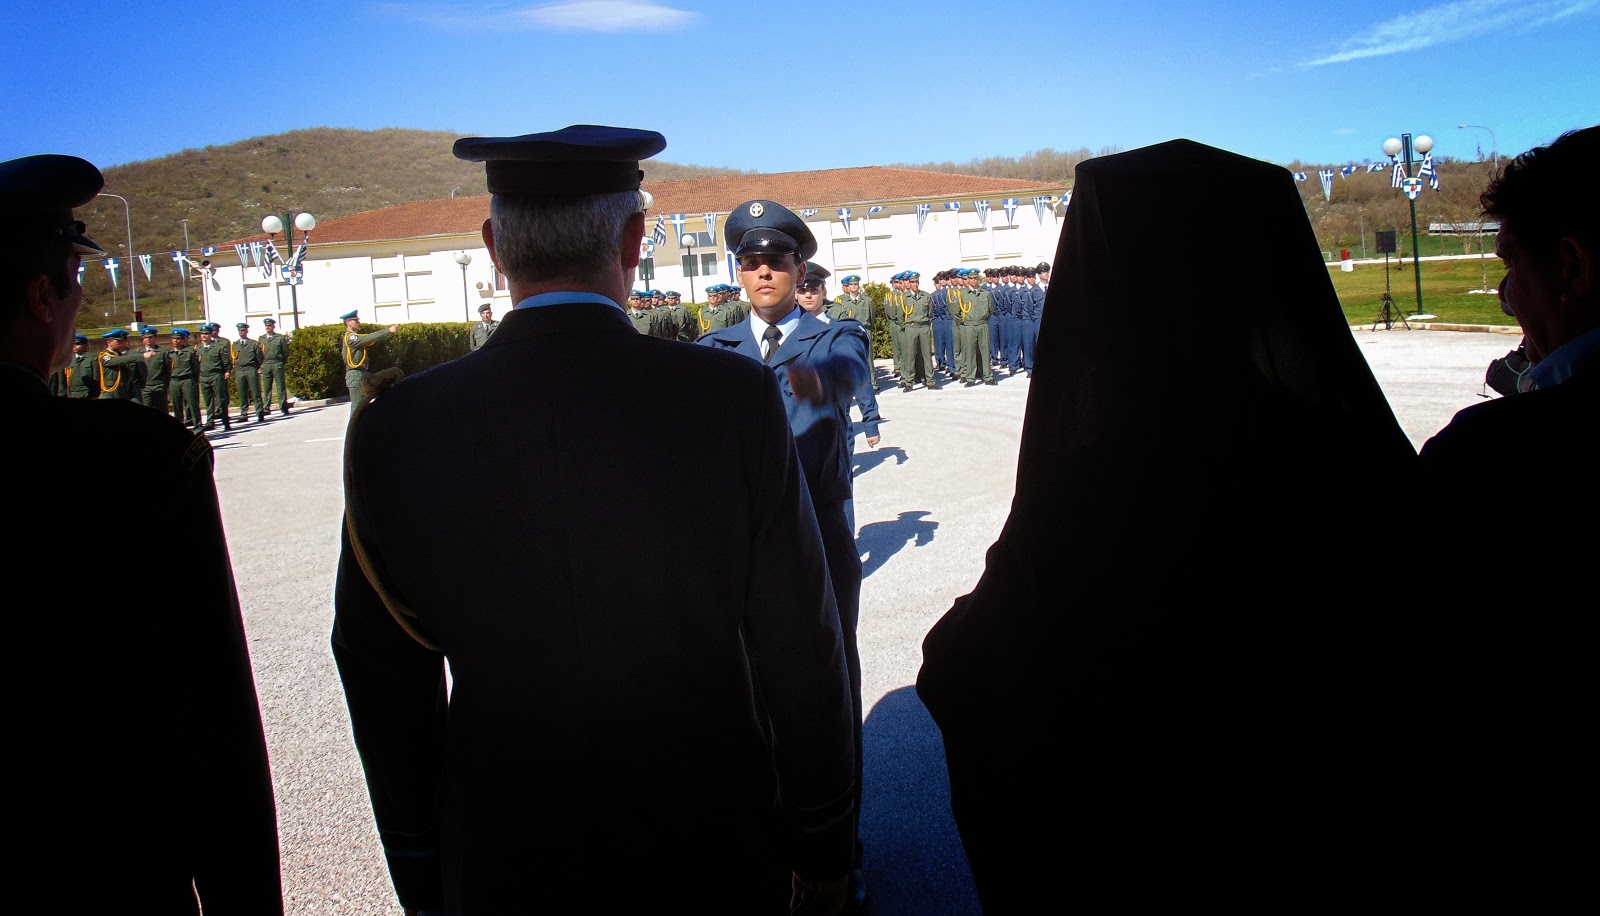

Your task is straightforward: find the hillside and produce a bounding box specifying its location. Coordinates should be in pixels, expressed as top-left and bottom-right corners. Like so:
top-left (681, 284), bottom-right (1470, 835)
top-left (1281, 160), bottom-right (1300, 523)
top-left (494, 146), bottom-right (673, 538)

top-left (73, 127), bottom-right (747, 327)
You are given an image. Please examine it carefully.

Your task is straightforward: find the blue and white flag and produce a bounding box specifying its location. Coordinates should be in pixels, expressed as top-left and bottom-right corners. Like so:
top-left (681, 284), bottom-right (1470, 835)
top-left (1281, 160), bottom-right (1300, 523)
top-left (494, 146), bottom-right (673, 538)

top-left (799, 208), bottom-right (818, 219)
top-left (1341, 165), bottom-right (1358, 177)
top-left (234, 243), bottom-right (250, 266)
top-left (289, 240), bottom-right (308, 269)
top-left (866, 205), bottom-right (884, 217)
top-left (943, 201), bottom-right (961, 212)
top-left (252, 241), bottom-right (267, 267)
top-left (77, 263), bottom-right (85, 285)
top-left (974, 199), bottom-right (990, 226)
top-left (1061, 191), bottom-right (1071, 209)
top-left (726, 250), bottom-right (737, 280)
top-left (1419, 152), bottom-right (1439, 190)
top-left (171, 250), bottom-right (185, 267)
top-left (837, 207), bottom-right (852, 234)
top-left (1391, 156), bottom-right (1406, 189)
top-left (1318, 169), bottom-right (1335, 202)
top-left (652, 214), bottom-right (667, 249)
top-left (703, 212), bottom-right (718, 239)
top-left (104, 258), bottom-right (119, 287)
top-left (916, 202), bottom-right (931, 231)
top-left (1292, 172), bottom-right (1307, 181)
top-left (670, 214), bottom-right (686, 242)
top-left (264, 239), bottom-right (283, 266)
top-left (1031, 196), bottom-right (1050, 222)
top-left (1002, 198), bottom-right (1019, 225)
top-left (1366, 162), bottom-right (1388, 173)
top-left (139, 253), bottom-right (154, 281)
top-left (201, 245), bottom-right (216, 257)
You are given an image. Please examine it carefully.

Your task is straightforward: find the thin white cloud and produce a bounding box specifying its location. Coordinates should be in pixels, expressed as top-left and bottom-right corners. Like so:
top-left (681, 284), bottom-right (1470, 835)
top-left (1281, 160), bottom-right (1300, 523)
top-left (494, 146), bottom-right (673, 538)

top-left (1301, 0), bottom-right (1597, 67)
top-left (1333, 127), bottom-right (1357, 136)
top-left (378, 1), bottom-right (698, 32)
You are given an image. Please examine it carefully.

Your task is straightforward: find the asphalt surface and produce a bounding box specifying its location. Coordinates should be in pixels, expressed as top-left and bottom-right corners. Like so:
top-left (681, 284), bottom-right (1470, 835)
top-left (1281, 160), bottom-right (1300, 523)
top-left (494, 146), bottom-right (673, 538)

top-left (214, 324), bottom-right (1518, 914)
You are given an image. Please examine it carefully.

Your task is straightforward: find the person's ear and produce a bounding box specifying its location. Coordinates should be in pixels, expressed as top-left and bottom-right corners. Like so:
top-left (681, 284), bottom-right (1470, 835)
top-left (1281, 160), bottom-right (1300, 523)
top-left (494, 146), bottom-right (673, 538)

top-left (23, 273), bottom-right (53, 323)
top-left (1556, 236), bottom-right (1595, 305)
top-left (621, 212), bottom-right (645, 269)
top-left (481, 218), bottom-right (501, 273)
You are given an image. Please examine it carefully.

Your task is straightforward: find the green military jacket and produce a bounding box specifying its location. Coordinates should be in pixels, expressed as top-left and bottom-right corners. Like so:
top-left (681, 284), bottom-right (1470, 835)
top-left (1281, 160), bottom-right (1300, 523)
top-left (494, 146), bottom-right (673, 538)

top-left (884, 292), bottom-right (905, 327)
top-left (901, 290), bottom-right (932, 325)
top-left (97, 348), bottom-right (144, 400)
top-left (170, 344), bottom-right (202, 380)
top-left (343, 327), bottom-right (392, 372)
top-left (627, 308), bottom-right (655, 336)
top-left (66, 352), bottom-right (98, 398)
top-left (695, 304), bottom-right (739, 334)
top-left (827, 294), bottom-right (874, 326)
top-left (197, 341), bottom-right (233, 377)
top-left (231, 337), bottom-right (263, 371)
top-left (948, 286), bottom-right (991, 324)
top-left (259, 331), bottom-right (291, 364)
top-left (468, 320), bottom-right (498, 352)
top-left (140, 344), bottom-right (172, 391)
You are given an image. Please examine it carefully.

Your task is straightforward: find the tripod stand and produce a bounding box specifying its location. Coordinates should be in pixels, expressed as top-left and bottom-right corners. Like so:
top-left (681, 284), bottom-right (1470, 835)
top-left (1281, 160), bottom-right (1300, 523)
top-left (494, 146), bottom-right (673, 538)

top-left (1371, 252), bottom-right (1411, 331)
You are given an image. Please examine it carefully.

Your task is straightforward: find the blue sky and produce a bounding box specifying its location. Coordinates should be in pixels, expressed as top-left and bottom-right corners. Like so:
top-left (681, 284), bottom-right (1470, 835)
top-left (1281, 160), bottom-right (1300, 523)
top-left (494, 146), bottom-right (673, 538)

top-left (3, 0), bottom-right (1595, 173)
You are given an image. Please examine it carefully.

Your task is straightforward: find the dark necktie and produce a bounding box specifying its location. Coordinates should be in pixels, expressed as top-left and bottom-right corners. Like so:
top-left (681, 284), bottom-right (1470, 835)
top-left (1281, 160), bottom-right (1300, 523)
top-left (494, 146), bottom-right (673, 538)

top-left (763, 325), bottom-right (782, 363)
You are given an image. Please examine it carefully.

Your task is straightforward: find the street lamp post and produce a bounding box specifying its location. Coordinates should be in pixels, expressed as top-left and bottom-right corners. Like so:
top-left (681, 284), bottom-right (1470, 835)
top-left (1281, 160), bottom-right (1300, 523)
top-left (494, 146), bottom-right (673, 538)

top-left (97, 192), bottom-right (138, 326)
top-left (680, 234), bottom-right (697, 305)
top-left (1457, 123), bottom-right (1498, 175)
top-left (1382, 133), bottom-right (1434, 319)
top-left (454, 251), bottom-right (472, 319)
top-left (261, 211), bottom-right (316, 330)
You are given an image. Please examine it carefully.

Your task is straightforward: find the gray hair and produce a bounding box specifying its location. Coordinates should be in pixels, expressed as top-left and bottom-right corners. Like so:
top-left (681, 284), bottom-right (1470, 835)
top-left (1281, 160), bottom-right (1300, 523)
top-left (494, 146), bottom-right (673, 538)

top-left (489, 190), bottom-right (637, 284)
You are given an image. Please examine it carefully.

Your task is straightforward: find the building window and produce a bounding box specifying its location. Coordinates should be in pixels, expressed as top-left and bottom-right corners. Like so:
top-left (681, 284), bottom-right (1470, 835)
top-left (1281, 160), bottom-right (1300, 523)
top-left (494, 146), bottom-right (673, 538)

top-left (991, 225), bottom-right (1021, 258)
top-left (405, 271), bottom-right (433, 303)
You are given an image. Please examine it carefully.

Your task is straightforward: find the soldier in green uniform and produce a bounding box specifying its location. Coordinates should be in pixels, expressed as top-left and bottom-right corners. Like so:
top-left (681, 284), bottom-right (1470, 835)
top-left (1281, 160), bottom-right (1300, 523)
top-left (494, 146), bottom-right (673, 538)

top-left (898, 271), bottom-right (936, 390)
top-left (258, 317), bottom-right (291, 416)
top-left (138, 325), bottom-right (172, 414)
top-left (168, 328), bottom-right (203, 427)
top-left (884, 273), bottom-right (905, 383)
top-left (695, 284), bottom-right (739, 334)
top-left (468, 303), bottom-right (499, 352)
top-left (341, 309), bottom-right (398, 415)
top-left (231, 322), bottom-right (265, 423)
top-left (625, 290), bottom-right (655, 335)
top-left (661, 291), bottom-right (695, 342)
top-left (64, 333), bottom-right (97, 397)
top-left (95, 328), bottom-right (143, 400)
top-left (827, 274), bottom-right (874, 325)
top-left (951, 269), bottom-right (996, 385)
top-left (727, 284), bottom-right (749, 323)
top-left (196, 322), bottom-right (234, 431)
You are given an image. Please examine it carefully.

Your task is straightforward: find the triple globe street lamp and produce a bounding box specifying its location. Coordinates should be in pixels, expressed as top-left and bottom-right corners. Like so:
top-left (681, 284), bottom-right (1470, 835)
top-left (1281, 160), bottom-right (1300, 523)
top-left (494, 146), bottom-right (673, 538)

top-left (1382, 133), bottom-right (1434, 319)
top-left (260, 211), bottom-right (317, 330)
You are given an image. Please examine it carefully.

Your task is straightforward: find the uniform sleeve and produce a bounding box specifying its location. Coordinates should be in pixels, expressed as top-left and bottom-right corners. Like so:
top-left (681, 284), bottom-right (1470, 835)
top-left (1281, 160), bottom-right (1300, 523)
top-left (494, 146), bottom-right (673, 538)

top-left (811, 322), bottom-right (871, 408)
top-left (331, 455), bottom-right (449, 909)
top-left (739, 369), bottom-right (856, 881)
top-left (156, 433), bottom-right (283, 912)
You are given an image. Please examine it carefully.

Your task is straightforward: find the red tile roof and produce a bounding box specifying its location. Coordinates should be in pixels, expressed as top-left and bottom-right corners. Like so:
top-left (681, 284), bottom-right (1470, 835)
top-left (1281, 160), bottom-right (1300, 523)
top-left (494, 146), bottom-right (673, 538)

top-left (227, 166), bottom-right (1063, 247)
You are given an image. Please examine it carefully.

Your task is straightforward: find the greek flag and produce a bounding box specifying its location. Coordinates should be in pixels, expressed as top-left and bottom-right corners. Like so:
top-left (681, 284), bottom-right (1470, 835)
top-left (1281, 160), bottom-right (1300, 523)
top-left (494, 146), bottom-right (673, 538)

top-left (837, 207), bottom-right (852, 234)
top-left (264, 240), bottom-right (283, 266)
top-left (652, 214), bottom-right (667, 249)
top-left (1318, 169), bottom-right (1335, 202)
top-left (1419, 152), bottom-right (1439, 190)
top-left (670, 214), bottom-right (686, 243)
top-left (139, 253), bottom-right (154, 281)
top-left (703, 212), bottom-right (718, 239)
top-left (171, 251), bottom-right (185, 271)
top-left (915, 202), bottom-right (931, 231)
top-left (1031, 196), bottom-right (1050, 222)
top-left (1292, 172), bottom-right (1307, 181)
top-left (1002, 198), bottom-right (1018, 225)
top-left (1061, 191), bottom-right (1071, 209)
top-left (943, 201), bottom-right (961, 211)
top-left (234, 243), bottom-right (251, 265)
top-left (201, 245), bottom-right (216, 256)
top-left (1366, 162), bottom-right (1388, 173)
top-left (1391, 156), bottom-right (1406, 189)
top-left (726, 250), bottom-right (737, 280)
top-left (974, 199), bottom-right (990, 226)
top-left (249, 241), bottom-right (265, 267)
top-left (799, 208), bottom-right (818, 218)
top-left (104, 258), bottom-right (119, 287)
top-left (1341, 166), bottom-right (1358, 177)
top-left (867, 206), bottom-right (884, 217)
top-left (289, 240), bottom-right (308, 269)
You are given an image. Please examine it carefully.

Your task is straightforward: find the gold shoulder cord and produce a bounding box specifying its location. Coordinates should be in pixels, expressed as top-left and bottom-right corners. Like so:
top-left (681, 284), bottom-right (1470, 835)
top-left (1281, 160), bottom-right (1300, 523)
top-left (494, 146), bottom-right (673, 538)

top-left (345, 334), bottom-right (368, 369)
top-left (341, 370), bottom-right (438, 650)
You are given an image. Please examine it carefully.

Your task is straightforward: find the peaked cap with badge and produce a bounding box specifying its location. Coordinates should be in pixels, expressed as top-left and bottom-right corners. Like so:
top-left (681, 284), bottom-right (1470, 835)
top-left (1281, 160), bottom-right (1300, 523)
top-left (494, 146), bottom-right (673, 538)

top-left (0, 154), bottom-right (105, 255)
top-left (453, 124), bottom-right (667, 197)
top-left (724, 200), bottom-right (818, 261)
top-left (799, 262), bottom-right (832, 289)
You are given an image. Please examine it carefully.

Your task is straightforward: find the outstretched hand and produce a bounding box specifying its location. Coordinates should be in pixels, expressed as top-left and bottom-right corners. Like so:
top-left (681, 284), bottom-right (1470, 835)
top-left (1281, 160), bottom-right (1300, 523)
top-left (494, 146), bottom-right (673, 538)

top-left (789, 364), bottom-right (824, 405)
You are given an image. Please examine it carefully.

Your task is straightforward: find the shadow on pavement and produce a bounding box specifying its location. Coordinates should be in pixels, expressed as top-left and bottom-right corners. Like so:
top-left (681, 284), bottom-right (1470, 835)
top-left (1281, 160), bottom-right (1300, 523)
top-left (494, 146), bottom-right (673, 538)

top-left (860, 686), bottom-right (980, 916)
top-left (854, 445), bottom-right (907, 478)
top-left (858, 510), bottom-right (938, 578)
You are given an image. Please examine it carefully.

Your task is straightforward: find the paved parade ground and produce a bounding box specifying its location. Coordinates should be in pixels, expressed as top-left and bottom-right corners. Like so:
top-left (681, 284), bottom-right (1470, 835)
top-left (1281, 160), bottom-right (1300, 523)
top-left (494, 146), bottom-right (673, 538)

top-left (214, 325), bottom-right (1518, 914)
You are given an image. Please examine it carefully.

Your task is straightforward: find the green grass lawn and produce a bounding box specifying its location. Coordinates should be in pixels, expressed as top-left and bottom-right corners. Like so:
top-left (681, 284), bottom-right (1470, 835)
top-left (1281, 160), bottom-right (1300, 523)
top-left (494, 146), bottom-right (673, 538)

top-left (1327, 257), bottom-right (1513, 327)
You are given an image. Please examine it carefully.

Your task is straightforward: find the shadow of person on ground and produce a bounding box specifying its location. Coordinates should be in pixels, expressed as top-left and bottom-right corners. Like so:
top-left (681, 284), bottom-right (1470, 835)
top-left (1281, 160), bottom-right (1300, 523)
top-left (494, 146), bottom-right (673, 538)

top-left (859, 686), bottom-right (980, 916)
top-left (854, 445), bottom-right (907, 479)
top-left (858, 510), bottom-right (937, 578)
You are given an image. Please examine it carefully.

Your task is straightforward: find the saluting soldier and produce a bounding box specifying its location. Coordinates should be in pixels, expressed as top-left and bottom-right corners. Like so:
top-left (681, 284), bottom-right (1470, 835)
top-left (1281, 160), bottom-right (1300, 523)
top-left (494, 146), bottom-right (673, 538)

top-left (232, 322), bottom-right (265, 423)
top-left (196, 322), bottom-right (233, 431)
top-left (468, 303), bottom-right (498, 352)
top-left (258, 317), bottom-right (291, 416)
top-left (138, 325), bottom-right (172, 414)
top-left (341, 309), bottom-right (399, 415)
top-left (95, 328), bottom-right (142, 400)
top-left (64, 333), bottom-right (97, 397)
top-left (168, 328), bottom-right (203, 427)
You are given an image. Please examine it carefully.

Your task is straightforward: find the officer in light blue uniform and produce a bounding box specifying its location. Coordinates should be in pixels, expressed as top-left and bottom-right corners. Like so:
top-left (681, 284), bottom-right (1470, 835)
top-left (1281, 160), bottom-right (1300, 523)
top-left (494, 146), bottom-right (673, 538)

top-left (697, 197), bottom-right (873, 910)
